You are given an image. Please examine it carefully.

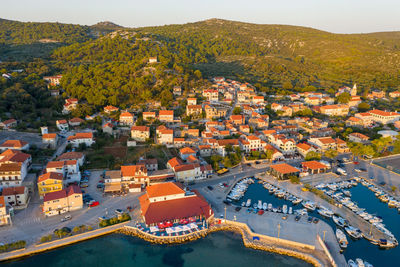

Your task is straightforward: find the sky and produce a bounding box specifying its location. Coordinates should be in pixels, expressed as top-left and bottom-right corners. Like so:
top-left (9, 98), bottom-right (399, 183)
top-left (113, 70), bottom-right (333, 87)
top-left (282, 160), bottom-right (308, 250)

top-left (0, 0), bottom-right (399, 33)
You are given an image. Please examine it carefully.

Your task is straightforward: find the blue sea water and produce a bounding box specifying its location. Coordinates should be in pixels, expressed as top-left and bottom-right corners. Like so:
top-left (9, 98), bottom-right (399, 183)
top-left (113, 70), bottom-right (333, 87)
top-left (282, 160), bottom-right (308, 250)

top-left (3, 231), bottom-right (312, 267)
top-left (233, 182), bottom-right (400, 267)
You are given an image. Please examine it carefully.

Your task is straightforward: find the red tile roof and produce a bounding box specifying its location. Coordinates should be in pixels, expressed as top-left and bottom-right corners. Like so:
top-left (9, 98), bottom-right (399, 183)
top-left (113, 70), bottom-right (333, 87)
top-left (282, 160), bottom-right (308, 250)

top-left (146, 182), bottom-right (185, 198)
top-left (0, 140), bottom-right (28, 148)
top-left (2, 186), bottom-right (25, 195)
top-left (67, 132), bottom-right (93, 140)
top-left (302, 161), bottom-right (328, 170)
top-left (270, 163), bottom-right (299, 174)
top-left (42, 133), bottom-right (57, 139)
top-left (139, 188), bottom-right (213, 225)
top-left (38, 172), bottom-right (63, 182)
top-left (131, 126), bottom-right (149, 131)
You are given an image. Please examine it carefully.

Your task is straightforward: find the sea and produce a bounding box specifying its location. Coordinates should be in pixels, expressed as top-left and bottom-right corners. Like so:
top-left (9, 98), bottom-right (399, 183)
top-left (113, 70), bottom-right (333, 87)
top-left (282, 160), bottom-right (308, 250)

top-left (4, 181), bottom-right (398, 267)
top-left (3, 231), bottom-right (311, 267)
top-left (231, 181), bottom-right (400, 267)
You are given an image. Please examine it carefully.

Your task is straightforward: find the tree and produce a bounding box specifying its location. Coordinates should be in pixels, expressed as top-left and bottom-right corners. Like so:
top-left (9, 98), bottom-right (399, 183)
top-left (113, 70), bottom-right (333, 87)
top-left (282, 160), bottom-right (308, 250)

top-left (372, 136), bottom-right (392, 155)
top-left (336, 92), bottom-right (351, 104)
top-left (324, 149), bottom-right (338, 160)
top-left (357, 102), bottom-right (370, 112)
top-left (282, 81), bottom-right (293, 90)
top-left (305, 151), bottom-right (322, 161)
top-left (232, 107), bottom-right (242, 115)
top-left (223, 156), bottom-right (232, 168)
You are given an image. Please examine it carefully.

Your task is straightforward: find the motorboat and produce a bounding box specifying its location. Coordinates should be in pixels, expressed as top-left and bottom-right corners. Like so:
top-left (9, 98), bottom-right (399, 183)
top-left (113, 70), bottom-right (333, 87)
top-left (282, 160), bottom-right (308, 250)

top-left (262, 202), bottom-right (268, 210)
top-left (292, 198), bottom-right (302, 205)
top-left (246, 199), bottom-right (251, 207)
top-left (257, 200), bottom-right (262, 209)
top-left (288, 207), bottom-right (293, 214)
top-left (345, 226), bottom-right (363, 239)
top-left (378, 239), bottom-right (398, 248)
top-left (241, 202), bottom-right (245, 207)
top-left (253, 203), bottom-right (257, 209)
top-left (302, 201), bottom-right (316, 211)
top-left (355, 258), bottom-right (365, 267)
top-left (348, 260), bottom-right (357, 267)
top-left (268, 203), bottom-right (272, 210)
top-left (282, 205), bottom-right (288, 214)
top-left (343, 190), bottom-right (351, 197)
top-left (294, 208), bottom-right (308, 216)
top-left (317, 206), bottom-right (334, 217)
top-left (364, 261), bottom-right (373, 267)
top-left (336, 229), bottom-right (348, 249)
top-left (363, 233), bottom-right (379, 245)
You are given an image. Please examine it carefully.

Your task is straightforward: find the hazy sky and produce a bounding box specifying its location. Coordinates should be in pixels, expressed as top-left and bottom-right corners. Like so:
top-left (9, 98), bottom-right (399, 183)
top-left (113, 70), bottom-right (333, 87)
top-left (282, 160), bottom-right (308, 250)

top-left (1, 0), bottom-right (399, 33)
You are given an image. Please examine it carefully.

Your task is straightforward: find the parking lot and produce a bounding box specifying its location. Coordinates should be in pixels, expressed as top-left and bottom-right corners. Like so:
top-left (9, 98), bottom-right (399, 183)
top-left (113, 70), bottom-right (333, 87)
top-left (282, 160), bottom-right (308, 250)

top-left (0, 131), bottom-right (45, 148)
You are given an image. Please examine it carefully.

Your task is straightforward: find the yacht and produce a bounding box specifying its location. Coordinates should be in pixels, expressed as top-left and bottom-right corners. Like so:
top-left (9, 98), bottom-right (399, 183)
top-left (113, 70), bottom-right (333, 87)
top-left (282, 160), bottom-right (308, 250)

top-left (282, 205), bottom-right (288, 214)
top-left (246, 199), bottom-right (251, 207)
top-left (336, 229), bottom-right (348, 249)
top-left (257, 200), bottom-right (262, 210)
top-left (345, 226), bottom-right (363, 239)
top-left (302, 201), bottom-right (316, 211)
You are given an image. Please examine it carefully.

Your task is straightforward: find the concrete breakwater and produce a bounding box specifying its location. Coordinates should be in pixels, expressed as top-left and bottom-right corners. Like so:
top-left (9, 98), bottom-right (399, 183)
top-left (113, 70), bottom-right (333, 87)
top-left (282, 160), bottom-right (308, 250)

top-left (0, 220), bottom-right (334, 266)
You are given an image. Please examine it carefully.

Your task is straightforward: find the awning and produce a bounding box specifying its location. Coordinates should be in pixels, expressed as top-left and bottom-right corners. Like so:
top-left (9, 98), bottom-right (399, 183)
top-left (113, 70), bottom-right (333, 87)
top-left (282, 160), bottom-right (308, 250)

top-left (104, 183), bottom-right (121, 192)
top-left (150, 226), bottom-right (159, 232)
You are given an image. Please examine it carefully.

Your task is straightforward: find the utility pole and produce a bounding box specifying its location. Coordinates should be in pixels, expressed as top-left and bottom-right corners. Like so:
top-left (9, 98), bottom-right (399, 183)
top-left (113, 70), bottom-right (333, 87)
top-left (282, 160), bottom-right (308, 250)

top-left (277, 223), bottom-right (281, 238)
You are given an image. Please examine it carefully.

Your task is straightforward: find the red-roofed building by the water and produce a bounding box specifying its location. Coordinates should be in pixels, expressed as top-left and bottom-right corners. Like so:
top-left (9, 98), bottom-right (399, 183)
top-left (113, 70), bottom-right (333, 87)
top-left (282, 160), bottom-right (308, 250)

top-left (0, 196), bottom-right (11, 225)
top-left (301, 161), bottom-right (329, 175)
top-left (42, 185), bottom-right (83, 216)
top-left (139, 182), bottom-right (214, 226)
top-left (67, 132), bottom-right (94, 148)
top-left (270, 163), bottom-right (300, 180)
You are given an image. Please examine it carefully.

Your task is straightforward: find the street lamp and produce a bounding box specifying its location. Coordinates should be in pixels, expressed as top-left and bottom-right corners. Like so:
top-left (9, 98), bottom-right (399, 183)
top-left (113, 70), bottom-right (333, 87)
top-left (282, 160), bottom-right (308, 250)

top-left (323, 230), bottom-right (327, 242)
top-left (224, 205), bottom-right (227, 222)
top-left (277, 223), bottom-right (281, 238)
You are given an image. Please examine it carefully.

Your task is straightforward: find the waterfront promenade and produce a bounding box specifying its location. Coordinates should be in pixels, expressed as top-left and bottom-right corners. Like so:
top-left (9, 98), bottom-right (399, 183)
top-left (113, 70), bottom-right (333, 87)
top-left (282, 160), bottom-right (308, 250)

top-left (0, 217), bottom-right (342, 266)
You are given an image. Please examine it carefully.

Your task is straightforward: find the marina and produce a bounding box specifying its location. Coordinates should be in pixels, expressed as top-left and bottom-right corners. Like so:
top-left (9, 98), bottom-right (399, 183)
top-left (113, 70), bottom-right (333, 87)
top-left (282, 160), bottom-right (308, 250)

top-left (226, 176), bottom-right (400, 267)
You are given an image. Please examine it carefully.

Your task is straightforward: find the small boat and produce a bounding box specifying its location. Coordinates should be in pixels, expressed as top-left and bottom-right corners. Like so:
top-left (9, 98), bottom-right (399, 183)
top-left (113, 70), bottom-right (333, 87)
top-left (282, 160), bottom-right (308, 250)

top-left (343, 190), bottom-right (351, 197)
top-left (241, 202), bottom-right (245, 207)
top-left (302, 201), bottom-right (316, 211)
top-left (262, 202), bottom-right (268, 210)
top-left (257, 200), bottom-right (262, 210)
top-left (332, 215), bottom-right (348, 227)
top-left (336, 229), bottom-right (348, 249)
top-left (292, 198), bottom-right (302, 205)
top-left (378, 239), bottom-right (398, 248)
top-left (246, 199), bottom-right (251, 207)
top-left (317, 207), bottom-right (333, 217)
top-left (268, 203), bottom-right (272, 210)
top-left (345, 226), bottom-right (363, 239)
top-left (355, 258), bottom-right (365, 267)
top-left (348, 259), bottom-right (357, 267)
top-left (294, 208), bottom-right (308, 216)
top-left (364, 261), bottom-right (374, 267)
top-left (253, 203), bottom-right (257, 209)
top-left (282, 205), bottom-right (288, 214)
top-left (288, 207), bottom-right (293, 214)
top-left (363, 233), bottom-right (379, 245)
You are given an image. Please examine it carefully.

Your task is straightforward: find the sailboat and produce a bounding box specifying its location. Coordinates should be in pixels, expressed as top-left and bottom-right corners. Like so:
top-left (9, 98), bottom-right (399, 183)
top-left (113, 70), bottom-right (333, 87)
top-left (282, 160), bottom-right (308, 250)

top-left (336, 229), bottom-right (348, 249)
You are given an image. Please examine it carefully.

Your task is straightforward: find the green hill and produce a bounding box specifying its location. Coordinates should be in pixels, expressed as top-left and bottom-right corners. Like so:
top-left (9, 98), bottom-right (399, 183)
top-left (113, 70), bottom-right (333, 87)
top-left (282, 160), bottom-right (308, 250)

top-left (1, 18), bottom-right (400, 107)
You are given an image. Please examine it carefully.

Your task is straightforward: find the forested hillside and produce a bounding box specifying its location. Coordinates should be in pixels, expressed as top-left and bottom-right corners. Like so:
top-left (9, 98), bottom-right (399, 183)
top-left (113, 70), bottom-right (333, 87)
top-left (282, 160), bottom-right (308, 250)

top-left (1, 18), bottom-right (400, 109)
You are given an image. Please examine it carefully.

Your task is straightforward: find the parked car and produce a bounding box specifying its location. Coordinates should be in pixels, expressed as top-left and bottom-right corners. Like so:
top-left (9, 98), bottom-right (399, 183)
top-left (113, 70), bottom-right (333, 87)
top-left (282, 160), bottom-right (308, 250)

top-left (255, 161), bottom-right (260, 164)
top-left (207, 185), bottom-right (214, 190)
top-left (307, 216), bottom-right (313, 223)
top-left (89, 201), bottom-right (100, 207)
top-left (295, 215), bottom-right (301, 221)
top-left (235, 207), bottom-right (241, 212)
top-left (313, 218), bottom-right (319, 224)
top-left (61, 215), bottom-right (71, 222)
top-left (282, 215), bottom-right (288, 220)
top-left (223, 183), bottom-right (228, 187)
top-left (353, 161), bottom-right (359, 165)
top-left (223, 200), bottom-right (231, 205)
